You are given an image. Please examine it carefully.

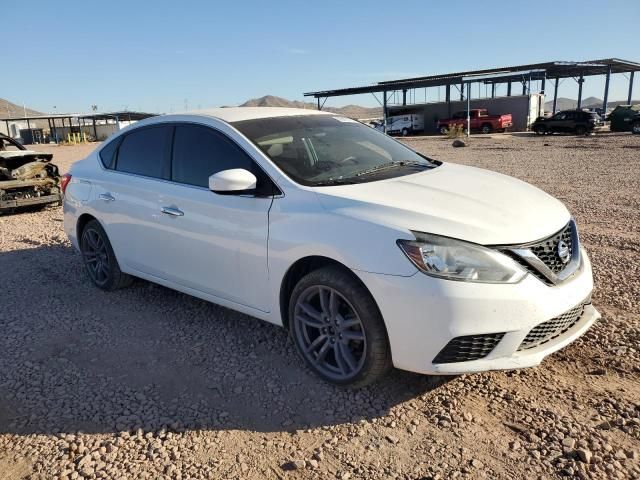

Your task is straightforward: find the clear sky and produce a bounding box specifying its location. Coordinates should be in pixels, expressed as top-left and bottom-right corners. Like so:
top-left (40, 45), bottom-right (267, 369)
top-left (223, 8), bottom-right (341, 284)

top-left (1, 0), bottom-right (638, 114)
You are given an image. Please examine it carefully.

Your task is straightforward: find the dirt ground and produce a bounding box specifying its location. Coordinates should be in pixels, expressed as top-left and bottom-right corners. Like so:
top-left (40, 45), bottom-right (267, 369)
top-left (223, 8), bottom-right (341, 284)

top-left (0, 133), bottom-right (638, 480)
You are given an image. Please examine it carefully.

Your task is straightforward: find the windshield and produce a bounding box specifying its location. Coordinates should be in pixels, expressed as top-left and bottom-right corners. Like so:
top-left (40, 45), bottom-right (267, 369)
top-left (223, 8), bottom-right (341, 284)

top-left (232, 115), bottom-right (438, 186)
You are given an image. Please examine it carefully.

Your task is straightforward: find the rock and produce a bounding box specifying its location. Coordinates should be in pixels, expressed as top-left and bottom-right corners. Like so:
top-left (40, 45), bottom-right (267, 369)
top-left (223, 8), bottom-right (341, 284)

top-left (562, 437), bottom-right (576, 449)
top-left (452, 139), bottom-right (467, 148)
top-left (471, 459), bottom-right (483, 469)
top-left (385, 435), bottom-right (399, 445)
top-left (308, 459), bottom-right (319, 469)
top-left (576, 449), bottom-right (592, 464)
top-left (281, 460), bottom-right (305, 471)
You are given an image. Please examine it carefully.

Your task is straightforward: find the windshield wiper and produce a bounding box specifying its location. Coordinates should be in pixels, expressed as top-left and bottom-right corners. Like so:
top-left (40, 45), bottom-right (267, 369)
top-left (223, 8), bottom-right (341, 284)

top-left (312, 178), bottom-right (359, 186)
top-left (353, 160), bottom-right (424, 178)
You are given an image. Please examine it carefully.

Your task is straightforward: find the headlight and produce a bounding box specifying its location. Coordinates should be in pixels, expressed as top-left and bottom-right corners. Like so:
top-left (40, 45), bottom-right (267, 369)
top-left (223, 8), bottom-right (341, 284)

top-left (397, 232), bottom-right (526, 283)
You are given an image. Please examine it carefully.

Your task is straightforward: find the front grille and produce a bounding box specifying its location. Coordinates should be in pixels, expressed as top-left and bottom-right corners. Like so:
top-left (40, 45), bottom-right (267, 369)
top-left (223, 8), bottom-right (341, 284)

top-left (518, 303), bottom-right (585, 351)
top-left (529, 222), bottom-right (574, 274)
top-left (433, 333), bottom-right (505, 364)
top-left (504, 251), bottom-right (551, 284)
top-left (500, 221), bottom-right (578, 286)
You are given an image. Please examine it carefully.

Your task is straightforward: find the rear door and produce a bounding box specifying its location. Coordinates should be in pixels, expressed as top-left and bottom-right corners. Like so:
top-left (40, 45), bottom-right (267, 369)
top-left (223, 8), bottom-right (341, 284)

top-left (92, 124), bottom-right (173, 272)
top-left (151, 123), bottom-right (273, 311)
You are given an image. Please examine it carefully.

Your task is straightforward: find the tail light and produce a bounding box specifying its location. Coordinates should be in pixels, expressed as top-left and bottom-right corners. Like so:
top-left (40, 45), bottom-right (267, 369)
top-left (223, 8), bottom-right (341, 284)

top-left (60, 173), bottom-right (72, 195)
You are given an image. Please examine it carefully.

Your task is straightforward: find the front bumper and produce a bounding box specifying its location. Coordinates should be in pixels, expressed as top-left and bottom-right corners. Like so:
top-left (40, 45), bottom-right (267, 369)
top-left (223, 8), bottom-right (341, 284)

top-left (354, 247), bottom-right (599, 375)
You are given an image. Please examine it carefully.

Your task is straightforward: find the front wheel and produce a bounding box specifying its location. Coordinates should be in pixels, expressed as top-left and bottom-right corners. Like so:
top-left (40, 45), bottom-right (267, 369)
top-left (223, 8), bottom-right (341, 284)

top-left (439, 125), bottom-right (448, 135)
top-left (401, 128), bottom-right (408, 137)
top-left (289, 266), bottom-right (391, 387)
top-left (534, 125), bottom-right (546, 135)
top-left (575, 125), bottom-right (586, 136)
top-left (632, 122), bottom-right (640, 134)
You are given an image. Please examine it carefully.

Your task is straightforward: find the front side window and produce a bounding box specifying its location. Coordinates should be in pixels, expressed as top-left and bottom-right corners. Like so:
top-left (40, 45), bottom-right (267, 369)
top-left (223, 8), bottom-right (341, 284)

top-left (171, 124), bottom-right (255, 188)
top-left (233, 115), bottom-right (438, 186)
top-left (116, 125), bottom-right (171, 178)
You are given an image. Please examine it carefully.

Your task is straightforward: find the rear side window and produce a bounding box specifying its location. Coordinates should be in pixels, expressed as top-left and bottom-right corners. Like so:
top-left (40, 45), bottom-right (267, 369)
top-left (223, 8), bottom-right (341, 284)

top-left (98, 136), bottom-right (121, 169)
top-left (116, 125), bottom-right (172, 178)
top-left (172, 124), bottom-right (254, 187)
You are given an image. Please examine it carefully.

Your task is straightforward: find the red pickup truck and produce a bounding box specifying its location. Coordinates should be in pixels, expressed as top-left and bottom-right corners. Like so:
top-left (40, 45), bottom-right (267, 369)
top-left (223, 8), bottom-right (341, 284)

top-left (437, 109), bottom-right (513, 134)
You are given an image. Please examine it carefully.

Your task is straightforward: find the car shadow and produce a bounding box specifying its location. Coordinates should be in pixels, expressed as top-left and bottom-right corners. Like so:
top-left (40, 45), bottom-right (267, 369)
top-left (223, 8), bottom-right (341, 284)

top-left (0, 243), bottom-right (452, 436)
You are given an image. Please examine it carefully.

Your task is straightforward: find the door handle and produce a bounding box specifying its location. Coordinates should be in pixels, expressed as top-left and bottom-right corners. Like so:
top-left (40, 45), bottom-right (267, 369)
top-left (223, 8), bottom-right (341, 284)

top-left (161, 206), bottom-right (184, 217)
top-left (99, 193), bottom-right (115, 202)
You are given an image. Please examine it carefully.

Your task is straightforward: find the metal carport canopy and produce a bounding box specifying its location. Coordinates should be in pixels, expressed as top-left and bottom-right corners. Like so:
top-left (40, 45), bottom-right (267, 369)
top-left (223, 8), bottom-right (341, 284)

top-left (303, 58), bottom-right (640, 98)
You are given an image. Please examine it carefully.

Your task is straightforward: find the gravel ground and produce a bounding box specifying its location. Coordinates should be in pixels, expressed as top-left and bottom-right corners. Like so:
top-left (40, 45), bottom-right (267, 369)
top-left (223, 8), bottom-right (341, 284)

top-left (0, 133), bottom-right (638, 480)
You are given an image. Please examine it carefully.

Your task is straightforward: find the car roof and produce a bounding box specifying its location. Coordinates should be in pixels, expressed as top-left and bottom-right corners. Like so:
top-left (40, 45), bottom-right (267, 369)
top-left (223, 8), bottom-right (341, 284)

top-left (183, 107), bottom-right (333, 123)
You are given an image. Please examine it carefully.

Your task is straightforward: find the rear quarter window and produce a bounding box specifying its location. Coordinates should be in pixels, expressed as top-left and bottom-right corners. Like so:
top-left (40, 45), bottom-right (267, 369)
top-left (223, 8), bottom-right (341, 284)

top-left (98, 136), bottom-right (121, 169)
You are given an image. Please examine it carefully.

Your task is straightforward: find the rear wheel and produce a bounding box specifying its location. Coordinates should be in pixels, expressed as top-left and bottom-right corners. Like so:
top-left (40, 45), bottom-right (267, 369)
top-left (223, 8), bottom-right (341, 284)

top-left (632, 122), bottom-right (640, 134)
top-left (439, 125), bottom-right (448, 135)
top-left (401, 128), bottom-right (409, 137)
top-left (575, 125), bottom-right (586, 136)
top-left (289, 266), bottom-right (391, 387)
top-left (480, 123), bottom-right (492, 134)
top-left (80, 220), bottom-right (133, 291)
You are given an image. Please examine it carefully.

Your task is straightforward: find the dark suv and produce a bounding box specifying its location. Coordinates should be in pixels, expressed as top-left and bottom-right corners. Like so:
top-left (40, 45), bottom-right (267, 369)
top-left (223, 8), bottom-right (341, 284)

top-left (532, 110), bottom-right (598, 136)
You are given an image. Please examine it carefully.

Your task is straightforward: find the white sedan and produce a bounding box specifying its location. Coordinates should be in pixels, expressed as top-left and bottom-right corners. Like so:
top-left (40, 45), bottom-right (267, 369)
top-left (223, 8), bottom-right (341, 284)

top-left (63, 107), bottom-right (600, 386)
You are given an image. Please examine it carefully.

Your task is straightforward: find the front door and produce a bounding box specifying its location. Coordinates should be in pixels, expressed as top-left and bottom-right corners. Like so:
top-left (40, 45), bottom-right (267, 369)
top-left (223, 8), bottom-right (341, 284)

top-left (152, 123), bottom-right (273, 312)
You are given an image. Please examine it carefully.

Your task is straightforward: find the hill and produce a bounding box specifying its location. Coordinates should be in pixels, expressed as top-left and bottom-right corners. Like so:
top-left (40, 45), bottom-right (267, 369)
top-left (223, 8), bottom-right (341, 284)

top-left (0, 98), bottom-right (44, 119)
top-left (544, 96), bottom-right (639, 112)
top-left (239, 95), bottom-right (381, 119)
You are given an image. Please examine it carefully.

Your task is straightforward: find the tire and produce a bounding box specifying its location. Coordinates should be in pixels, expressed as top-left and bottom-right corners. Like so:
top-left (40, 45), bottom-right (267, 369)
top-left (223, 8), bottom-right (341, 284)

top-left (80, 219), bottom-right (133, 291)
top-left (534, 125), bottom-right (546, 135)
top-left (632, 122), bottom-right (640, 135)
top-left (575, 125), bottom-right (586, 136)
top-left (289, 266), bottom-right (392, 387)
top-left (439, 125), bottom-right (448, 135)
top-left (401, 128), bottom-right (408, 137)
top-left (480, 123), bottom-right (492, 134)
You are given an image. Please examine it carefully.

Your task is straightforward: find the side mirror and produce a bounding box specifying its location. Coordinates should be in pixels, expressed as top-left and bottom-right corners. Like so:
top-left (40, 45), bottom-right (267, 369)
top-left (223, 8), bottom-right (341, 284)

top-left (208, 168), bottom-right (257, 194)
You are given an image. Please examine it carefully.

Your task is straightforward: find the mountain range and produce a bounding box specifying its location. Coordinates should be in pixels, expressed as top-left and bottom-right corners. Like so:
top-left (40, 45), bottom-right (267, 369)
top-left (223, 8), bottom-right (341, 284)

top-left (2, 95), bottom-right (638, 124)
top-left (544, 96), bottom-right (639, 111)
top-left (239, 95), bottom-right (382, 119)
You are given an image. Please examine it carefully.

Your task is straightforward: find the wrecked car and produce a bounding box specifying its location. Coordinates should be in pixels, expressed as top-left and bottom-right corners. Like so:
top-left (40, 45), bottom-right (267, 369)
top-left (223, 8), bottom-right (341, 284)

top-left (0, 133), bottom-right (62, 212)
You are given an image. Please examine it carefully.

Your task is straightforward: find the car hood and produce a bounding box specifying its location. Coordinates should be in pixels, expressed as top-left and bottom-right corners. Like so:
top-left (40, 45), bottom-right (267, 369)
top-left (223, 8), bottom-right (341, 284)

top-left (313, 162), bottom-right (570, 245)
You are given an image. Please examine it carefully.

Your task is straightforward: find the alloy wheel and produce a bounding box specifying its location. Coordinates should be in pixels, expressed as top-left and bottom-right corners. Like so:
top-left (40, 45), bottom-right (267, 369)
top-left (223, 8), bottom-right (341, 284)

top-left (293, 286), bottom-right (367, 381)
top-left (81, 227), bottom-right (111, 287)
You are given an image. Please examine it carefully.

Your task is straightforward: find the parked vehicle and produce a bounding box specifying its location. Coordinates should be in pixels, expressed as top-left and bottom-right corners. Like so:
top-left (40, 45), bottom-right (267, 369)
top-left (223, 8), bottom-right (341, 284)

top-left (0, 133), bottom-right (62, 213)
top-left (632, 112), bottom-right (640, 134)
top-left (63, 108), bottom-right (599, 386)
top-left (437, 109), bottom-right (513, 135)
top-left (608, 105), bottom-right (640, 132)
top-left (386, 114), bottom-right (424, 136)
top-left (531, 110), bottom-right (598, 135)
